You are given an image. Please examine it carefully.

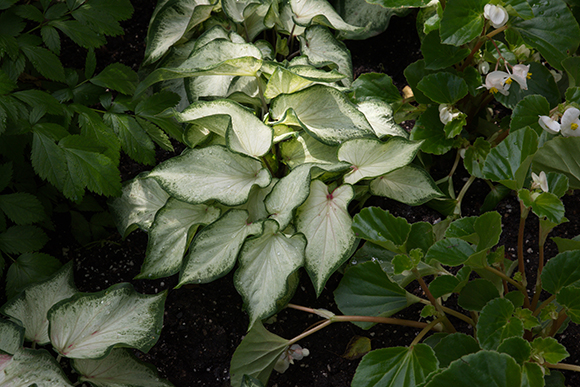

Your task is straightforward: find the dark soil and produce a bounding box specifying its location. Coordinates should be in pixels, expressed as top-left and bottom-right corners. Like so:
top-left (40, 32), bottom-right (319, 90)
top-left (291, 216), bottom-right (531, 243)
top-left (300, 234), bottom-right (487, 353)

top-left (29, 1), bottom-right (580, 387)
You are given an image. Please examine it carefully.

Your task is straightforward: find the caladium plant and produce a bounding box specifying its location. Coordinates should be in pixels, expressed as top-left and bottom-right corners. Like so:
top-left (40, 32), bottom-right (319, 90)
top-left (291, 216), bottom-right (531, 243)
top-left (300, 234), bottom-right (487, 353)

top-left (0, 262), bottom-right (170, 386)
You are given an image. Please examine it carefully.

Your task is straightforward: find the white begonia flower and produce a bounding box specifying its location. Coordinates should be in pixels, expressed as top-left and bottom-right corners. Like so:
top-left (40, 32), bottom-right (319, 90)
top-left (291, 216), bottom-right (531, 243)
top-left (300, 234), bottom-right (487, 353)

top-left (484, 4), bottom-right (509, 28)
top-left (478, 61), bottom-right (490, 75)
top-left (538, 115), bottom-right (561, 135)
top-left (531, 171), bottom-right (549, 193)
top-left (513, 44), bottom-right (531, 60)
top-left (274, 344), bottom-right (310, 373)
top-left (480, 70), bottom-right (511, 95)
top-left (561, 107), bottom-right (580, 137)
top-left (438, 104), bottom-right (461, 125)
top-left (511, 64), bottom-right (531, 90)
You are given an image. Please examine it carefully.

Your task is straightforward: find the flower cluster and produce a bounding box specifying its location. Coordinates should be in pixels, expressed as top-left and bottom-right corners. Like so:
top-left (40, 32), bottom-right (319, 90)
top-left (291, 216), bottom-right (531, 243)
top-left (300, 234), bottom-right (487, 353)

top-left (538, 107), bottom-right (580, 137)
top-left (274, 344), bottom-right (310, 373)
top-left (479, 64), bottom-right (531, 95)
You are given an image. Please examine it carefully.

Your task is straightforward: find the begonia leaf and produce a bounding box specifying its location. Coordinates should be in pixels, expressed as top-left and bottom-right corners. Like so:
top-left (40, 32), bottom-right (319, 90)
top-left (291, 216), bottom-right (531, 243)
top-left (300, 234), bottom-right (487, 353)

top-left (533, 136), bottom-right (580, 190)
top-left (433, 333), bottom-right (480, 368)
top-left (541, 250), bottom-right (580, 294)
top-left (352, 207), bottom-right (411, 253)
top-left (476, 298), bottom-right (523, 350)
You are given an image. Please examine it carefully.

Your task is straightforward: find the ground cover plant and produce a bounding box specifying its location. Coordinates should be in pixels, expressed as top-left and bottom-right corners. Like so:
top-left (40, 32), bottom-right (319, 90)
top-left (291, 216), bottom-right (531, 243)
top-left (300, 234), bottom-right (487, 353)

top-left (2, 0), bottom-right (580, 386)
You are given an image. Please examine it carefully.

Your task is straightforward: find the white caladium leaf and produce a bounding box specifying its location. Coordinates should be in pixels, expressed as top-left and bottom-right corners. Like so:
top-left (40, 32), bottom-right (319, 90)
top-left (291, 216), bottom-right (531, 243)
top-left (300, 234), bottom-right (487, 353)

top-left (279, 133), bottom-right (349, 170)
top-left (186, 75), bottom-right (235, 100)
top-left (235, 220), bottom-right (306, 327)
top-left (370, 165), bottom-right (444, 205)
top-left (0, 320), bottom-right (24, 355)
top-left (137, 199), bottom-right (221, 279)
top-left (296, 180), bottom-right (355, 295)
top-left (276, 1), bottom-right (306, 35)
top-left (177, 100), bottom-right (273, 157)
top-left (73, 348), bottom-right (172, 387)
top-left (290, 65), bottom-right (346, 82)
top-left (237, 179), bottom-right (278, 223)
top-left (291, 0), bottom-right (366, 33)
top-left (108, 174), bottom-right (170, 238)
top-left (222, 0), bottom-right (262, 22)
top-left (178, 209), bottom-right (263, 286)
top-left (270, 85), bottom-right (374, 145)
top-left (148, 145), bottom-right (272, 206)
top-left (143, 0), bottom-right (218, 65)
top-left (338, 137), bottom-right (423, 185)
top-left (49, 283), bottom-right (166, 359)
top-left (1, 262), bottom-right (77, 345)
top-left (0, 348), bottom-right (73, 386)
top-left (298, 26), bottom-right (353, 86)
top-left (265, 164), bottom-right (312, 229)
top-left (357, 99), bottom-right (408, 138)
top-left (264, 67), bottom-right (317, 100)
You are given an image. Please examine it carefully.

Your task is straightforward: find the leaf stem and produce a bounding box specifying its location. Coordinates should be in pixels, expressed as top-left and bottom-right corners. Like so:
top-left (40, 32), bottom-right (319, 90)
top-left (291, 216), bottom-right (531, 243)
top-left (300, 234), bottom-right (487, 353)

top-left (548, 309), bottom-right (568, 337)
top-left (419, 299), bottom-right (475, 327)
top-left (413, 269), bottom-right (456, 333)
top-left (518, 199), bottom-right (530, 287)
top-left (531, 223), bottom-right (547, 310)
top-left (533, 294), bottom-right (556, 317)
top-left (454, 175), bottom-right (477, 216)
top-left (411, 317), bottom-right (444, 347)
top-left (287, 320), bottom-right (333, 346)
top-left (546, 362), bottom-right (580, 372)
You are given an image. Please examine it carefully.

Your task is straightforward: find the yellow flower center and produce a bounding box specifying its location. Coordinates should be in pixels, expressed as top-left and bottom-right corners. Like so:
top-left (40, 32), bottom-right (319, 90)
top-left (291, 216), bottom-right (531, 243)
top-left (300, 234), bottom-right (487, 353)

top-left (572, 123), bottom-right (579, 130)
top-left (490, 87), bottom-right (498, 94)
top-left (505, 77), bottom-right (513, 85)
top-left (527, 72), bottom-right (532, 79)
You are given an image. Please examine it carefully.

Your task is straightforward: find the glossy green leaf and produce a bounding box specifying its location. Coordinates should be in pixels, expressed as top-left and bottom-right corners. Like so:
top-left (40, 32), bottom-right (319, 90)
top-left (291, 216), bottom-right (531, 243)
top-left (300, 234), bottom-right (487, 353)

top-left (90, 63), bottom-right (138, 95)
top-left (229, 321), bottom-right (289, 387)
top-left (352, 207), bottom-right (411, 253)
top-left (0, 348), bottom-right (73, 386)
top-left (525, 191), bottom-right (565, 223)
top-left (296, 181), bottom-right (355, 295)
top-left (477, 298), bottom-right (523, 350)
top-left (544, 371), bottom-right (565, 387)
top-left (457, 279), bottom-right (500, 311)
top-left (343, 336), bottom-right (372, 360)
top-left (417, 72), bottom-right (468, 105)
top-left (533, 136), bottom-right (580, 190)
top-left (411, 106), bottom-right (454, 155)
top-left (433, 333), bottom-right (480, 368)
top-left (541, 250), bottom-right (580, 294)
top-left (424, 351), bottom-right (521, 387)
top-left (551, 236), bottom-right (580, 253)
top-left (425, 238), bottom-right (475, 266)
top-left (496, 337), bottom-right (531, 365)
top-left (439, 0), bottom-right (486, 46)
top-left (351, 73), bottom-right (402, 104)
top-left (474, 211), bottom-right (502, 251)
top-left (421, 30), bottom-right (470, 70)
top-left (429, 275), bottom-right (461, 298)
top-left (445, 216), bottom-right (478, 243)
top-left (511, 0), bottom-right (580, 70)
top-left (179, 209), bottom-right (262, 286)
top-left (6, 253), bottom-right (61, 300)
top-left (556, 286), bottom-right (580, 324)
top-left (352, 344), bottom-right (439, 387)
top-left (521, 362), bottom-right (545, 387)
top-left (51, 19), bottom-right (106, 48)
top-left (482, 127), bottom-right (538, 190)
top-left (0, 192), bottom-right (44, 226)
top-left (370, 164), bottom-right (443, 206)
top-left (0, 225), bottom-right (48, 254)
top-left (20, 44), bottom-right (66, 82)
top-left (1, 263), bottom-right (76, 345)
top-left (510, 95), bottom-right (550, 134)
top-left (235, 220), bottom-right (306, 327)
top-left (49, 283), bottom-right (166, 359)
top-left (104, 113), bottom-right (156, 166)
top-left (334, 261), bottom-right (420, 329)
top-left (531, 337), bottom-right (569, 364)
top-left (73, 348), bottom-right (173, 387)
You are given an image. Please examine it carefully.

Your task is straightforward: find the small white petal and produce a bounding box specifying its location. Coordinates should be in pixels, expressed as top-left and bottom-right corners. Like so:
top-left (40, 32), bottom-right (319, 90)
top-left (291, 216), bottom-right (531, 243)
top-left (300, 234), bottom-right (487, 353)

top-left (483, 71), bottom-right (511, 95)
top-left (484, 4), bottom-right (509, 28)
top-left (561, 107), bottom-right (580, 137)
top-left (511, 64), bottom-right (531, 90)
top-left (538, 115), bottom-right (561, 134)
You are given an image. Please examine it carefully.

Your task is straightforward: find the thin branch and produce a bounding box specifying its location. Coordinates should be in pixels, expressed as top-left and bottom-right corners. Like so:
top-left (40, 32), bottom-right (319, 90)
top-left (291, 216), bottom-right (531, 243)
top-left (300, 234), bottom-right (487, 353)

top-left (413, 269), bottom-right (456, 333)
top-left (411, 318), bottom-right (444, 347)
top-left (533, 294), bottom-right (557, 317)
top-left (546, 362), bottom-right (580, 372)
top-left (419, 299), bottom-right (475, 327)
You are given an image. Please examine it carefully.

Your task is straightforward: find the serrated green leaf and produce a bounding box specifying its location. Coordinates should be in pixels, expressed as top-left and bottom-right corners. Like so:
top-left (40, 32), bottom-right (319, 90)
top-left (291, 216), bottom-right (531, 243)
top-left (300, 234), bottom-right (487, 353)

top-left (0, 225), bottom-right (48, 255)
top-left (179, 209), bottom-right (262, 286)
top-left (334, 261), bottom-right (419, 329)
top-left (72, 103), bottom-right (120, 164)
top-left (1, 262), bottom-right (76, 345)
top-left (496, 337), bottom-right (531, 365)
top-left (72, 3), bottom-right (124, 36)
top-left (429, 275), bottom-right (460, 298)
top-left (73, 348), bottom-right (173, 387)
top-left (49, 283), bottom-right (166, 359)
top-left (0, 192), bottom-right (45, 225)
top-left (457, 279), bottom-right (500, 311)
top-left (370, 164), bottom-right (443, 206)
top-left (474, 211), bottom-right (502, 251)
top-left (352, 207), bottom-right (411, 253)
top-left (352, 344), bottom-right (439, 386)
top-left (531, 337), bottom-right (569, 364)
top-left (235, 220), bottom-right (306, 327)
top-left (90, 63), bottom-right (138, 95)
top-left (556, 286), bottom-right (580, 324)
top-left (20, 44), bottom-right (65, 82)
top-left (541, 250), bottom-right (580, 294)
top-left (136, 117), bottom-right (173, 152)
top-left (0, 348), bottom-right (74, 386)
top-left (51, 19), bottom-right (106, 48)
top-left (104, 113), bottom-right (156, 165)
top-left (296, 181), bottom-right (355, 296)
top-left (364, 0), bottom-right (430, 8)
top-left (41, 25), bottom-right (61, 55)
top-left (433, 333), bottom-right (480, 368)
top-left (138, 199), bottom-right (220, 279)
top-left (477, 298), bottom-right (523, 350)
top-left (6, 253), bottom-right (61, 300)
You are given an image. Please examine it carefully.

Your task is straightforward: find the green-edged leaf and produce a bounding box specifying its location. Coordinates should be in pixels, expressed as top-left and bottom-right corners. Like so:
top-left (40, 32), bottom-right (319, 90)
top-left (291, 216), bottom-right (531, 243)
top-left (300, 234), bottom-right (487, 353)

top-left (1, 262), bottom-right (76, 345)
top-left (264, 66), bottom-right (316, 100)
top-left (265, 164), bottom-right (312, 230)
top-left (433, 333), bottom-right (480, 368)
top-left (424, 351), bottom-right (521, 387)
top-left (533, 136), bottom-right (580, 190)
top-left (73, 348), bottom-right (173, 387)
top-left (178, 209), bottom-right (262, 286)
top-left (177, 99), bottom-right (272, 157)
top-left (425, 238), bottom-right (475, 266)
top-left (296, 181), bottom-right (355, 295)
top-left (0, 225), bottom-right (48, 254)
top-left (357, 99), bottom-right (408, 138)
top-left (410, 105), bottom-right (454, 155)
top-left (270, 85), bottom-right (374, 145)
top-left (49, 283), bottom-right (166, 359)
top-left (422, 30), bottom-right (470, 70)
top-left (417, 72), bottom-right (468, 105)
top-left (143, 0), bottom-right (217, 65)
top-left (298, 26), bottom-right (353, 86)
top-left (6, 253), bottom-right (61, 300)
top-left (510, 95), bottom-right (550, 134)
top-left (482, 127), bottom-right (538, 190)
top-left (476, 298), bottom-right (523, 350)
top-left (352, 207), bottom-right (411, 253)
top-left (229, 321), bottom-right (289, 387)
top-left (90, 63), bottom-right (138, 95)
top-left (352, 345), bottom-right (439, 387)
top-left (138, 199), bottom-right (220, 279)
top-left (457, 279), bottom-right (500, 311)
top-left (351, 73), bottom-right (402, 104)
top-left (0, 319), bottom-right (24, 355)
top-left (0, 192), bottom-right (45, 225)
top-left (290, 0), bottom-right (364, 33)
top-left (20, 44), bottom-right (66, 82)
top-left (0, 348), bottom-right (73, 386)
top-left (334, 261), bottom-right (420, 329)
top-left (148, 146), bottom-right (271, 206)
top-left (108, 175), bottom-right (170, 238)
top-left (511, 0), bottom-right (580, 70)
top-left (439, 0), bottom-right (486, 46)
top-left (235, 220), bottom-right (306, 327)
top-left (531, 337), bottom-right (569, 364)
top-left (370, 164), bottom-right (443, 205)
top-left (338, 137), bottom-right (421, 185)
top-left (279, 133), bottom-right (347, 170)
top-left (541, 250), bottom-right (580, 294)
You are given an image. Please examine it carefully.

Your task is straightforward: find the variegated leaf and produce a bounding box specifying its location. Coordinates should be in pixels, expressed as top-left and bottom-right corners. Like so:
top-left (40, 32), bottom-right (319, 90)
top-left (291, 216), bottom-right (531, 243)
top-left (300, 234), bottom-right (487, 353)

top-left (0, 348), bottom-right (73, 387)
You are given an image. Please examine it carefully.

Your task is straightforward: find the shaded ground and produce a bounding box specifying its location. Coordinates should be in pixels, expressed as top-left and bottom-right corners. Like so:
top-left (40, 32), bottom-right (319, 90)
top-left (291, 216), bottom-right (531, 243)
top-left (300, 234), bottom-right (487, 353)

top-left (45, 2), bottom-right (580, 387)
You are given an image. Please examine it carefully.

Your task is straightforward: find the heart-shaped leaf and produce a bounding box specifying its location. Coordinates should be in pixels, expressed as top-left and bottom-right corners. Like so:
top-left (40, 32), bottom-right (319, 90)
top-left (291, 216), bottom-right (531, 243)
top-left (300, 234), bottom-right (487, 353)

top-left (370, 165), bottom-right (443, 206)
top-left (352, 207), bottom-right (411, 253)
top-left (476, 298), bottom-right (523, 350)
top-left (541, 250), bottom-right (580, 294)
top-left (0, 348), bottom-right (73, 386)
